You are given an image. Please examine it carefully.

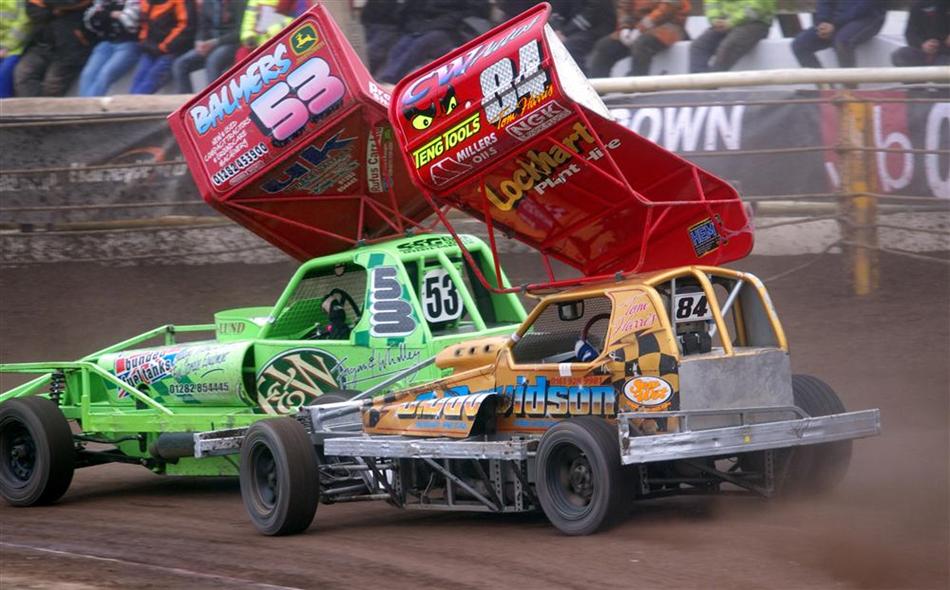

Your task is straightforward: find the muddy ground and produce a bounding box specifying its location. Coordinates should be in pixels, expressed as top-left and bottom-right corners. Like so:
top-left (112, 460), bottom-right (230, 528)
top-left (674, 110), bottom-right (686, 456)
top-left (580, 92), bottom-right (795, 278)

top-left (0, 252), bottom-right (947, 590)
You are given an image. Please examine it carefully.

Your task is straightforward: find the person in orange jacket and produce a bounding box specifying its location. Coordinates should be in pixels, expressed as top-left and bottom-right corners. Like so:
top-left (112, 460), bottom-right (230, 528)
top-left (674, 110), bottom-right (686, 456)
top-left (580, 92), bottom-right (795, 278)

top-left (129, 0), bottom-right (195, 94)
top-left (588, 0), bottom-right (691, 77)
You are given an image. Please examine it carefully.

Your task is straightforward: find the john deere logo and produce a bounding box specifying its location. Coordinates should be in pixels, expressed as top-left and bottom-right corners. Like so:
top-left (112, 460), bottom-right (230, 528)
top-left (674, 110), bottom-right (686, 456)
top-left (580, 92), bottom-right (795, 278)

top-left (291, 24), bottom-right (319, 55)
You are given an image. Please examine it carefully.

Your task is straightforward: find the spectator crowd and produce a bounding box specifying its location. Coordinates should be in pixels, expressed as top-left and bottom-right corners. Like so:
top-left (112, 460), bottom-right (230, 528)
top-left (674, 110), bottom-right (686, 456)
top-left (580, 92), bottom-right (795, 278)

top-left (0, 0), bottom-right (947, 100)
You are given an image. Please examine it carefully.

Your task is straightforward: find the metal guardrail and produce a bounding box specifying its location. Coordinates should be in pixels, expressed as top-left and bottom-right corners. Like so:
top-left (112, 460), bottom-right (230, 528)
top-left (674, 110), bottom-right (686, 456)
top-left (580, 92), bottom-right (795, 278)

top-left (0, 70), bottom-right (947, 289)
top-left (591, 66), bottom-right (950, 94)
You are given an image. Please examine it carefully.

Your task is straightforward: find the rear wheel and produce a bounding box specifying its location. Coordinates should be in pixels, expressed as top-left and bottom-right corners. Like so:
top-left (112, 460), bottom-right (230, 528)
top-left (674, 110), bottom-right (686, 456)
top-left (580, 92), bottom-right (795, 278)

top-left (239, 418), bottom-right (319, 535)
top-left (0, 397), bottom-right (75, 506)
top-left (784, 374), bottom-right (853, 493)
top-left (311, 389), bottom-right (360, 405)
top-left (535, 417), bottom-right (626, 535)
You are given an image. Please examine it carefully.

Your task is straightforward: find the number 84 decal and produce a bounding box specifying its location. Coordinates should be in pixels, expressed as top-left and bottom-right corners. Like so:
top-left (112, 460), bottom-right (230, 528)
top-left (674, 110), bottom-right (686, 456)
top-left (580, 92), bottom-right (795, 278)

top-left (672, 292), bottom-right (712, 323)
top-left (250, 56), bottom-right (346, 144)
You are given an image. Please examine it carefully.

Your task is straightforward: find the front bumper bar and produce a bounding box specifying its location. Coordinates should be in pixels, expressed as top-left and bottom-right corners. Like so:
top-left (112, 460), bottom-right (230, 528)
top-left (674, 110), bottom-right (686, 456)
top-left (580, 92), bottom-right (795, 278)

top-left (618, 409), bottom-right (881, 465)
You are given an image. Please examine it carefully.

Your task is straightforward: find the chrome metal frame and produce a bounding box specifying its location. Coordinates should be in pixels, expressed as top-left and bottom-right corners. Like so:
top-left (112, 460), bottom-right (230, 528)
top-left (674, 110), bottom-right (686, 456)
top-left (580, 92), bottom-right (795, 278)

top-left (618, 408), bottom-right (880, 465)
top-left (193, 404), bottom-right (880, 512)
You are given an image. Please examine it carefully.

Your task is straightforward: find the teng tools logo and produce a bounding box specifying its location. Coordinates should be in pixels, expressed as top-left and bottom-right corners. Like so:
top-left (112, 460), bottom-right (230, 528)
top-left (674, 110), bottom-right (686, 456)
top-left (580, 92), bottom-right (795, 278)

top-left (412, 113), bottom-right (481, 168)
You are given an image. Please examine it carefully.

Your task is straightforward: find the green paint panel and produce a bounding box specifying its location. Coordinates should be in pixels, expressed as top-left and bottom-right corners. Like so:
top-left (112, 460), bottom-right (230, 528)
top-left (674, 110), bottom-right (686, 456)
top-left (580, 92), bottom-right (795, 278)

top-left (0, 234), bottom-right (527, 478)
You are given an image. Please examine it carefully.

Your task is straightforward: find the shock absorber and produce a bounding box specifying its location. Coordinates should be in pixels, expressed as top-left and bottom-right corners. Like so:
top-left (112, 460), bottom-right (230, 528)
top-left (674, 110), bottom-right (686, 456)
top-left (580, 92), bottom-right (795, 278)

top-left (48, 370), bottom-right (66, 405)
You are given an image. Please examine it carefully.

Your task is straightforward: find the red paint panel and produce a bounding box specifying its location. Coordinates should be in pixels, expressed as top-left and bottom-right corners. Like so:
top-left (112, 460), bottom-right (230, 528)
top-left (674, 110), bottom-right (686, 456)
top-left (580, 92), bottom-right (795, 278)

top-left (169, 4), bottom-right (428, 261)
top-left (389, 3), bottom-right (753, 279)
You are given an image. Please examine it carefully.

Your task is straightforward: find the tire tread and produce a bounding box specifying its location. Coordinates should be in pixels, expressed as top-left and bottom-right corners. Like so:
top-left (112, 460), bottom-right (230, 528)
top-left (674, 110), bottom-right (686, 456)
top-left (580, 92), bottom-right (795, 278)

top-left (785, 374), bottom-right (853, 494)
top-left (240, 418), bottom-right (319, 536)
top-left (536, 416), bottom-right (626, 535)
top-left (0, 396), bottom-right (74, 506)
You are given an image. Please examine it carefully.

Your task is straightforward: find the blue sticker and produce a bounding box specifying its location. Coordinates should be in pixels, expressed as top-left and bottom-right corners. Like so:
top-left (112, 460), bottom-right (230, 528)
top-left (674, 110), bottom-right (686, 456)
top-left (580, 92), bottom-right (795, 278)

top-left (688, 218), bottom-right (720, 257)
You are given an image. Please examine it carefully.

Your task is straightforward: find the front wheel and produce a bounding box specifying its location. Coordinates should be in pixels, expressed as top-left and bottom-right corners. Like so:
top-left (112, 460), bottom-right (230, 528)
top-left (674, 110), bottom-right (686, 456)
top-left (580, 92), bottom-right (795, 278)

top-left (784, 374), bottom-right (853, 494)
top-left (0, 396), bottom-right (75, 506)
top-left (311, 389), bottom-right (360, 405)
top-left (239, 418), bottom-right (319, 535)
top-left (535, 416), bottom-right (626, 535)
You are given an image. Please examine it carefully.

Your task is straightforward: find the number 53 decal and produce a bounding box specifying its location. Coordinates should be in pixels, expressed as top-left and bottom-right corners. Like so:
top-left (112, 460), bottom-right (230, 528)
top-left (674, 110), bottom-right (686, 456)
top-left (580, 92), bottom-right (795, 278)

top-left (422, 269), bottom-right (462, 324)
top-left (250, 57), bottom-right (345, 143)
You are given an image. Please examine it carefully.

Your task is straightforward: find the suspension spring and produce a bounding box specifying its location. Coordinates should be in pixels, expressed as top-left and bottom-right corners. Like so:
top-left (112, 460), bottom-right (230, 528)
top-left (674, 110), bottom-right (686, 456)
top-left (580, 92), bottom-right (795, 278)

top-left (48, 370), bottom-right (66, 405)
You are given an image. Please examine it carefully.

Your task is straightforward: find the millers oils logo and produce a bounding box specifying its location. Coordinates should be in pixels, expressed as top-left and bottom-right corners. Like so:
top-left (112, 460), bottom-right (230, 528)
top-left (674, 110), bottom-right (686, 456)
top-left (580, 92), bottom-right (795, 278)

top-left (290, 23), bottom-right (319, 55)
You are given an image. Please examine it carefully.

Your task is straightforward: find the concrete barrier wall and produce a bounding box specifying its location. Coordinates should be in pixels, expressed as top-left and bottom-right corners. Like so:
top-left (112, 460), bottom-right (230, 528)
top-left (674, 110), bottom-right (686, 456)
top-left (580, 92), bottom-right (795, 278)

top-left (1, 86), bottom-right (946, 266)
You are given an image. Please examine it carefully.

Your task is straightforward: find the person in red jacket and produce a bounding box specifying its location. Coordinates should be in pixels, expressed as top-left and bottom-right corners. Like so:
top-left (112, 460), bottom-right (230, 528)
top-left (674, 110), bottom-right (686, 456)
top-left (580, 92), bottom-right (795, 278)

top-left (129, 0), bottom-right (194, 94)
top-left (588, 0), bottom-right (691, 77)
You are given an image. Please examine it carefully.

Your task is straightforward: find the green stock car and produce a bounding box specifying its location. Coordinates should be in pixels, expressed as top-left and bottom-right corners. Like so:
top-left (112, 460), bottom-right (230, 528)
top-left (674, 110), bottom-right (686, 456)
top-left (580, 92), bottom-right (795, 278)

top-left (0, 234), bottom-right (525, 505)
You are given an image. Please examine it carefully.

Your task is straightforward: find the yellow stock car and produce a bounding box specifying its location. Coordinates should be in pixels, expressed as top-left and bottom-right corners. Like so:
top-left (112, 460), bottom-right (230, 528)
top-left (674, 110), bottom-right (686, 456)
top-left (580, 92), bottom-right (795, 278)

top-left (199, 266), bottom-right (880, 536)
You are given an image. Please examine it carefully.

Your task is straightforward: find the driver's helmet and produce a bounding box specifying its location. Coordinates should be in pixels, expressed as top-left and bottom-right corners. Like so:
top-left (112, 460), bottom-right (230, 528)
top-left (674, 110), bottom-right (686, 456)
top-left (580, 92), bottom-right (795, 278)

top-left (574, 339), bottom-right (598, 363)
top-left (320, 292), bottom-right (351, 339)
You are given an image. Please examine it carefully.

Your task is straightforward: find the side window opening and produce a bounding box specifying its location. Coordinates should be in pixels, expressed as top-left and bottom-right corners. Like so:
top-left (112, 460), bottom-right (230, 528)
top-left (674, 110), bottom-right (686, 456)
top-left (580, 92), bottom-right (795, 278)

top-left (734, 281), bottom-right (779, 349)
top-left (511, 296), bottom-right (612, 364)
top-left (656, 274), bottom-right (778, 355)
top-left (463, 256), bottom-right (497, 326)
top-left (708, 275), bottom-right (778, 350)
top-left (268, 264), bottom-right (366, 340)
top-left (709, 280), bottom-right (738, 351)
top-left (464, 250), bottom-right (523, 325)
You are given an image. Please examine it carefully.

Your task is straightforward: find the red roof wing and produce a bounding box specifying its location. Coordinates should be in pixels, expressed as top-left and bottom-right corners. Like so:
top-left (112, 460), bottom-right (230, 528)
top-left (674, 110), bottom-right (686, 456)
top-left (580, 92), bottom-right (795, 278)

top-left (169, 5), bottom-right (430, 261)
top-left (389, 3), bottom-right (753, 278)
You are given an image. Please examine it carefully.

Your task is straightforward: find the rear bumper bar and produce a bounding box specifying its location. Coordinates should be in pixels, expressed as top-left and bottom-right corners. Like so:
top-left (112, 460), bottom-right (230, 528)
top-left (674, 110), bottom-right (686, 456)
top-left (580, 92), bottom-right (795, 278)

top-left (619, 409), bottom-right (881, 465)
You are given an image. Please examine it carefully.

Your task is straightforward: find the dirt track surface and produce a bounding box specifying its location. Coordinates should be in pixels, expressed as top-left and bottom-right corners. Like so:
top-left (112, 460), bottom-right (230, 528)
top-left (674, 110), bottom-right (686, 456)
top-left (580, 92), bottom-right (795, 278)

top-left (1, 253), bottom-right (948, 589)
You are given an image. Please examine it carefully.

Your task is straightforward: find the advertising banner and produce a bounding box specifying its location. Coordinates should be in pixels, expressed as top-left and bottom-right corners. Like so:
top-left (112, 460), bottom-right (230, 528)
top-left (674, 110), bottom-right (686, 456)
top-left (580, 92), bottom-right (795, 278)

top-left (604, 88), bottom-right (948, 200)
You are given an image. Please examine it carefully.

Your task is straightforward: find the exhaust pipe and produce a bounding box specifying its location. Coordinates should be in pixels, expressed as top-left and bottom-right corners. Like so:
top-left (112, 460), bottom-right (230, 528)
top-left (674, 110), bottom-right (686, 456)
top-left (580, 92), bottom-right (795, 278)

top-left (148, 432), bottom-right (196, 460)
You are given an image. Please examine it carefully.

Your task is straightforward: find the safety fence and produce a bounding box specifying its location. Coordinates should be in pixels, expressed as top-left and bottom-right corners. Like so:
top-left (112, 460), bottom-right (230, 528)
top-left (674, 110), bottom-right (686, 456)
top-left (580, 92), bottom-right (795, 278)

top-left (593, 70), bottom-right (950, 294)
top-left (1, 68), bottom-right (948, 293)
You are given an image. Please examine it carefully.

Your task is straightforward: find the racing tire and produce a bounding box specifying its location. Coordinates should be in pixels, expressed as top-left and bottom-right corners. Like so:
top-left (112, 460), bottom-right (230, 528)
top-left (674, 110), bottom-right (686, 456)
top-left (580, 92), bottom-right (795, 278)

top-left (239, 418), bottom-right (319, 536)
top-left (783, 374), bottom-right (853, 494)
top-left (311, 389), bottom-right (360, 405)
top-left (0, 396), bottom-right (75, 507)
top-left (536, 416), bottom-right (626, 535)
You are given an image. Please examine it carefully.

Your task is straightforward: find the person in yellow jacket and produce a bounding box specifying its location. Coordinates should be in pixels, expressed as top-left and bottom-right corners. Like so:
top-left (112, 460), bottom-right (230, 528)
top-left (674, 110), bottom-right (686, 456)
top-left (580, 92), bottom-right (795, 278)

top-left (231, 0), bottom-right (291, 64)
top-left (0, 0), bottom-right (31, 97)
top-left (689, 0), bottom-right (776, 73)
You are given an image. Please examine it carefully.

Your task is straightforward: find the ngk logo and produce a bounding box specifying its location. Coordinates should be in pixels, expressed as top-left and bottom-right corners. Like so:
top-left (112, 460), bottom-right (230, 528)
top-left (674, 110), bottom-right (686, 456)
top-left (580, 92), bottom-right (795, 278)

top-left (506, 101), bottom-right (571, 141)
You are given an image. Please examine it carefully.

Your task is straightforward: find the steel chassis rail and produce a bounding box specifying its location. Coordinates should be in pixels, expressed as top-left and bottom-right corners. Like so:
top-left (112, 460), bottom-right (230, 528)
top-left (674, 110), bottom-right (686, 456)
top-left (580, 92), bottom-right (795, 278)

top-left (0, 323), bottom-right (214, 405)
top-left (323, 435), bottom-right (535, 461)
top-left (194, 405), bottom-right (880, 465)
top-left (193, 404), bottom-right (880, 513)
